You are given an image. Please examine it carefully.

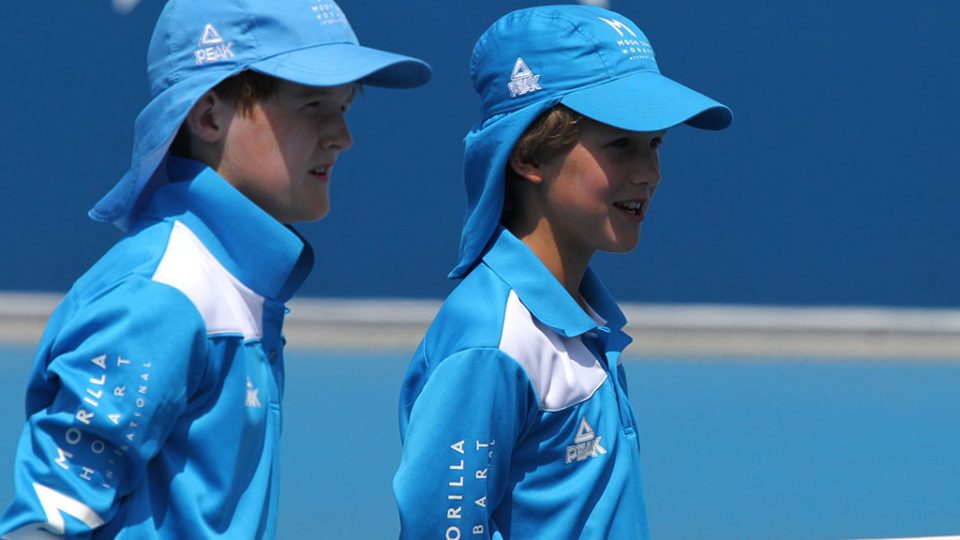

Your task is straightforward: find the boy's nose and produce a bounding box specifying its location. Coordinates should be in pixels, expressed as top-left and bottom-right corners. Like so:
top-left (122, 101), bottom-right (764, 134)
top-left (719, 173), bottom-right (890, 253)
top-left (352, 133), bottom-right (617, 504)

top-left (628, 162), bottom-right (660, 189)
top-left (324, 116), bottom-right (353, 152)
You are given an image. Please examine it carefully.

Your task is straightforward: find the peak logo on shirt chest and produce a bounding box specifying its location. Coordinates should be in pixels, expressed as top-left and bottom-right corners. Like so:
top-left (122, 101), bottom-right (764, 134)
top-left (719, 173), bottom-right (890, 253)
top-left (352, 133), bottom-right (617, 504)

top-left (565, 417), bottom-right (607, 464)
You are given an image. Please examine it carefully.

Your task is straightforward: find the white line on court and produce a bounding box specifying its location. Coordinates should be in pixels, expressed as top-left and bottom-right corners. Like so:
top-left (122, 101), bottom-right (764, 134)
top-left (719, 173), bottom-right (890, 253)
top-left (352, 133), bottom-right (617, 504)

top-left (3, 292), bottom-right (960, 358)
top-left (853, 536), bottom-right (960, 540)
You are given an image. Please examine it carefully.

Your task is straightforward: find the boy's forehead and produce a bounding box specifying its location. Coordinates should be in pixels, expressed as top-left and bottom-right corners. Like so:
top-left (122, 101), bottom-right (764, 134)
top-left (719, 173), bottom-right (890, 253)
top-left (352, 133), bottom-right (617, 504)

top-left (280, 80), bottom-right (356, 99)
top-left (581, 116), bottom-right (667, 137)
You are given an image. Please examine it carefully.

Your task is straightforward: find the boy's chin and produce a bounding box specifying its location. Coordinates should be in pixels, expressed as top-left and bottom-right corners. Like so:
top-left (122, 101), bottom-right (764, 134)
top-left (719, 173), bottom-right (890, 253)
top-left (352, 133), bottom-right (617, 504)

top-left (603, 231), bottom-right (642, 254)
top-left (307, 209), bottom-right (330, 222)
top-left (277, 212), bottom-right (328, 226)
top-left (286, 204), bottom-right (330, 224)
top-left (604, 244), bottom-right (640, 255)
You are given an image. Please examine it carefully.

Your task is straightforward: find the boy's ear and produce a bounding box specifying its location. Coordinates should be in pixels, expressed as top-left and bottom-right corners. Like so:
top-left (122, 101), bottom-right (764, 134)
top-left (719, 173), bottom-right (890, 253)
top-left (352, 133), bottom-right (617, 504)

top-left (184, 91), bottom-right (229, 144)
top-left (508, 149), bottom-right (545, 184)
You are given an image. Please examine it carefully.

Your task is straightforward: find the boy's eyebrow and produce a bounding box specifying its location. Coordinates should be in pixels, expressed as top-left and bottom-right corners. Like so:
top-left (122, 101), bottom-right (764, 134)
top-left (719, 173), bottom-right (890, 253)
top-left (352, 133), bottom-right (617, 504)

top-left (290, 85), bottom-right (358, 108)
top-left (291, 85), bottom-right (355, 99)
top-left (290, 87), bottom-right (334, 99)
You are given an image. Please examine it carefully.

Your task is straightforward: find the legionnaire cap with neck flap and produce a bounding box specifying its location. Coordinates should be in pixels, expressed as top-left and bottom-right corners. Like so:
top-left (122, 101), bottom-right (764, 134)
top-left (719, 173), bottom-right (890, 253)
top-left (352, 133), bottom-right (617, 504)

top-left (91, 0), bottom-right (432, 231)
top-left (450, 4), bottom-right (732, 279)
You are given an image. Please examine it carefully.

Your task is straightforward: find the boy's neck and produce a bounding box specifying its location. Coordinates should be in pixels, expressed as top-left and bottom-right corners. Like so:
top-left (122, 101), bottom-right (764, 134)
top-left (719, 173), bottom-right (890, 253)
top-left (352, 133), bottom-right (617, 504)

top-left (511, 224), bottom-right (593, 312)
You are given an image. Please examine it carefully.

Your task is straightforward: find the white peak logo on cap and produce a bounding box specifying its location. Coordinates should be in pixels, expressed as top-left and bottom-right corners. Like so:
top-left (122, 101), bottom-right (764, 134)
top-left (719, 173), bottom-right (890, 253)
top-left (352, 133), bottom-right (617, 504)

top-left (199, 24), bottom-right (224, 45)
top-left (597, 17), bottom-right (637, 38)
top-left (507, 57), bottom-right (541, 98)
top-left (194, 24), bottom-right (234, 65)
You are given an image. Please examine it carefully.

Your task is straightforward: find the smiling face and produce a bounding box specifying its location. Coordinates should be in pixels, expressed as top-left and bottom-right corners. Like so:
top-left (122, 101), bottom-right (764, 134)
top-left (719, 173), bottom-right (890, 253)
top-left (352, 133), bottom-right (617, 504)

top-left (215, 80), bottom-right (355, 224)
top-left (536, 116), bottom-right (664, 261)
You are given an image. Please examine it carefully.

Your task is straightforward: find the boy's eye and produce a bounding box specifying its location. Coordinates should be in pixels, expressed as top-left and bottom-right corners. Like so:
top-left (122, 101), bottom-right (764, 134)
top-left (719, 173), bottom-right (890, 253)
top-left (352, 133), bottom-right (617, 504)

top-left (607, 137), bottom-right (631, 149)
top-left (651, 137), bottom-right (663, 150)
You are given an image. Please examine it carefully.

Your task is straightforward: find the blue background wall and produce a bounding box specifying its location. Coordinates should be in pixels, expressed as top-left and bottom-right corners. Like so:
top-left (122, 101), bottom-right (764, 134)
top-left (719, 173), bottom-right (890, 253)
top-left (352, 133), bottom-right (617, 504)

top-left (1, 1), bottom-right (958, 307)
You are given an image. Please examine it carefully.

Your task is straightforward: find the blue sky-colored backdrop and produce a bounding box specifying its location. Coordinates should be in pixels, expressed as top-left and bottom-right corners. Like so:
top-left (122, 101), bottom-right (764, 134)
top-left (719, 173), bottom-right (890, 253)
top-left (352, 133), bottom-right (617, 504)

top-left (1, 1), bottom-right (957, 307)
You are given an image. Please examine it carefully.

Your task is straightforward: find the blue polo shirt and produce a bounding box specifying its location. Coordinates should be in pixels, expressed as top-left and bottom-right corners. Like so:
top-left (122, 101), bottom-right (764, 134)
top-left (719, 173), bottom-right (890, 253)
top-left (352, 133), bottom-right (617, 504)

top-left (0, 158), bottom-right (312, 539)
top-left (395, 227), bottom-right (649, 539)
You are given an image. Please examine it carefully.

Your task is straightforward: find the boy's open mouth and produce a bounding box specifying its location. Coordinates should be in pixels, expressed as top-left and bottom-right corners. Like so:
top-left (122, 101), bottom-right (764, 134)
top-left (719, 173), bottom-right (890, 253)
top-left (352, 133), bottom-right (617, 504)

top-left (613, 200), bottom-right (645, 217)
top-left (309, 164), bottom-right (332, 180)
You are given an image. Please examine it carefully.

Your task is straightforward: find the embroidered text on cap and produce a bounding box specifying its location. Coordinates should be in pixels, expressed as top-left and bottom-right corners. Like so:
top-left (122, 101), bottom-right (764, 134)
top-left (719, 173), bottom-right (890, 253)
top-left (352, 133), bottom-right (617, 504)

top-left (597, 17), bottom-right (654, 62)
top-left (195, 24), bottom-right (234, 65)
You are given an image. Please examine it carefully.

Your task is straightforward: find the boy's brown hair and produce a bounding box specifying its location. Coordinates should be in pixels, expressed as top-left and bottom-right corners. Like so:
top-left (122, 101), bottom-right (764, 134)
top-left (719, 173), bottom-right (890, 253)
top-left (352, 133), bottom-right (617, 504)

top-left (503, 105), bottom-right (584, 221)
top-left (170, 70), bottom-right (280, 157)
top-left (211, 70), bottom-right (281, 114)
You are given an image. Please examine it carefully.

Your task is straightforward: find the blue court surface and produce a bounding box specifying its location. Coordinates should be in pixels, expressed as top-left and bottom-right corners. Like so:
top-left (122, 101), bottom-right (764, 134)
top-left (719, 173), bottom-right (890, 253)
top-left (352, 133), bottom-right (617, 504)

top-left (1, 345), bottom-right (958, 539)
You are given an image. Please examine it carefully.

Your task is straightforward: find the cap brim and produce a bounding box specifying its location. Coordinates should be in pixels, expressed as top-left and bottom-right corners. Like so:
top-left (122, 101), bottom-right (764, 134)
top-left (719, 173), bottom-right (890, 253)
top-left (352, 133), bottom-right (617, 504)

top-left (561, 71), bottom-right (732, 131)
top-left (251, 42), bottom-right (431, 89)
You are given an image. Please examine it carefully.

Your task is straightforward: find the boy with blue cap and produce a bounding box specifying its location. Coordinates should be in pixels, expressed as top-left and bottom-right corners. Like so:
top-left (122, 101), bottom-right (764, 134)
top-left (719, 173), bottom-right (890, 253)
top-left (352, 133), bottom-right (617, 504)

top-left (0, 1), bottom-right (429, 538)
top-left (394, 5), bottom-right (730, 539)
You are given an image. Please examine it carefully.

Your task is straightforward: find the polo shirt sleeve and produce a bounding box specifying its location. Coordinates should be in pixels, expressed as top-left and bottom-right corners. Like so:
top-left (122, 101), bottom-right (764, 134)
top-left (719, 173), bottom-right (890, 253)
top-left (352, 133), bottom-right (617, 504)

top-left (0, 278), bottom-right (207, 538)
top-left (394, 348), bottom-right (539, 540)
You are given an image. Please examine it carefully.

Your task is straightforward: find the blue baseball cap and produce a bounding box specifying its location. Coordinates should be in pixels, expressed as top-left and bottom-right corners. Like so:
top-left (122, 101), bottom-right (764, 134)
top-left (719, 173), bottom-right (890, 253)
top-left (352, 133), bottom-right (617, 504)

top-left (91, 0), bottom-right (432, 230)
top-left (449, 5), bottom-right (732, 279)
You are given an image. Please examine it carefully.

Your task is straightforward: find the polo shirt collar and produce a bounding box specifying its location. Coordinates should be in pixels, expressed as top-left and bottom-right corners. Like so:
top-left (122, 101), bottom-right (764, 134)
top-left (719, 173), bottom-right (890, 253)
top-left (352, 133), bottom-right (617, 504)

top-left (481, 227), bottom-right (626, 338)
top-left (141, 157), bottom-right (313, 302)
